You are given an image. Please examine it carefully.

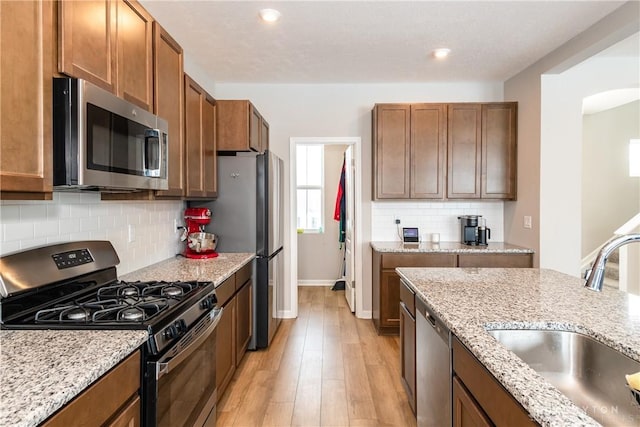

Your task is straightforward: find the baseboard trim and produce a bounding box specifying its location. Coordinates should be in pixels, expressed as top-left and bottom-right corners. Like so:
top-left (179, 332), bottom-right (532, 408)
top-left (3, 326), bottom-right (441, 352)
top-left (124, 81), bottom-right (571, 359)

top-left (297, 280), bottom-right (336, 286)
top-left (278, 310), bottom-right (296, 319)
top-left (357, 310), bottom-right (372, 319)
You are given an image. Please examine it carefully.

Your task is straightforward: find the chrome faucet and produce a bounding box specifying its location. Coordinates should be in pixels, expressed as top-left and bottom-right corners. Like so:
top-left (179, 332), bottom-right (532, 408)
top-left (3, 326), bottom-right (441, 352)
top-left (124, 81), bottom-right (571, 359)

top-left (584, 233), bottom-right (640, 291)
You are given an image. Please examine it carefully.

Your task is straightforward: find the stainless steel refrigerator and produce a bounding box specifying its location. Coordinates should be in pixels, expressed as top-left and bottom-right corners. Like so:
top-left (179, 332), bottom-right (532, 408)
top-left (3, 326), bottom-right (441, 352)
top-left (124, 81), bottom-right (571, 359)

top-left (199, 151), bottom-right (284, 349)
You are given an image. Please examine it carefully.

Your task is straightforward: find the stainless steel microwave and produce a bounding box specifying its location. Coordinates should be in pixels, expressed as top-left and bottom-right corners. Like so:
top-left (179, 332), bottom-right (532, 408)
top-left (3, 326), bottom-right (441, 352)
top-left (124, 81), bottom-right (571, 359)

top-left (53, 78), bottom-right (168, 192)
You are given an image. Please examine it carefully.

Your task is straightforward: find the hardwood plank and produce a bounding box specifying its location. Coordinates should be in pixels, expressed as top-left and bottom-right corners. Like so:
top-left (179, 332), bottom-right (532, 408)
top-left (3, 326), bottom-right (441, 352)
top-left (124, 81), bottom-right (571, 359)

top-left (262, 402), bottom-right (294, 427)
top-left (320, 379), bottom-right (349, 426)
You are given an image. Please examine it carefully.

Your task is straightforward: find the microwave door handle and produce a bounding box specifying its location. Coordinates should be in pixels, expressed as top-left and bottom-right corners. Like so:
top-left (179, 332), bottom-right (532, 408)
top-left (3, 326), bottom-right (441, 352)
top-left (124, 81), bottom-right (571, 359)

top-left (144, 129), bottom-right (161, 177)
top-left (156, 307), bottom-right (223, 380)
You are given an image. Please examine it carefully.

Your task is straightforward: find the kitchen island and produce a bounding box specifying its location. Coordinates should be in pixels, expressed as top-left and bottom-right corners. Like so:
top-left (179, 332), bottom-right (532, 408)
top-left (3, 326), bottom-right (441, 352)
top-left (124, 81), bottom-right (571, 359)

top-left (0, 253), bottom-right (254, 427)
top-left (397, 267), bottom-right (640, 426)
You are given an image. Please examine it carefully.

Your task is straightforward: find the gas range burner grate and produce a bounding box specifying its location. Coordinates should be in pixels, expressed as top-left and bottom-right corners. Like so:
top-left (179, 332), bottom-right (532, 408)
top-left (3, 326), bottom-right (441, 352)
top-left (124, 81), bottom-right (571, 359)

top-left (96, 280), bottom-right (199, 300)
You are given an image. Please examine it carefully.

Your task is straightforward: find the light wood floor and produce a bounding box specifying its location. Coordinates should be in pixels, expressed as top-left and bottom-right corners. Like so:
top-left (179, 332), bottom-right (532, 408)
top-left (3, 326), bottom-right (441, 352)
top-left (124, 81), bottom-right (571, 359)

top-left (216, 286), bottom-right (417, 427)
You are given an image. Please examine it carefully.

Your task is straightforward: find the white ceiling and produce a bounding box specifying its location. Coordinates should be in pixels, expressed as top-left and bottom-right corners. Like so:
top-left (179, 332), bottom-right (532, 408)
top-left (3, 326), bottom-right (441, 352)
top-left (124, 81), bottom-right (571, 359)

top-left (140, 1), bottom-right (627, 83)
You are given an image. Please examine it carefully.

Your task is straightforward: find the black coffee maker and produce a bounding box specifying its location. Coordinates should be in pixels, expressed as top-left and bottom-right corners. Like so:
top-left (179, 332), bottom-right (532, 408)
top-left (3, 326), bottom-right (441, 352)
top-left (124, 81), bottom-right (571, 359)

top-left (458, 215), bottom-right (490, 246)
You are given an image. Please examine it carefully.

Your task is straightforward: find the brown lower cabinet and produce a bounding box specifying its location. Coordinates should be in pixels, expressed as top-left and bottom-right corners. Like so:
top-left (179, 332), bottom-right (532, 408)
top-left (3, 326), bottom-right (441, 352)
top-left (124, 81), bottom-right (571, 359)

top-left (452, 336), bottom-right (537, 426)
top-left (42, 350), bottom-right (141, 427)
top-left (399, 280), bottom-right (416, 413)
top-left (215, 262), bottom-right (253, 400)
top-left (375, 250), bottom-right (533, 335)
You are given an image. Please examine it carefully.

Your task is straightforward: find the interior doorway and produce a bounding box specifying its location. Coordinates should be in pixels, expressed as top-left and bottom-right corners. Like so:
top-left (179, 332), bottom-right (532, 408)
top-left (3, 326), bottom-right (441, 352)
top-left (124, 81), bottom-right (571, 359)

top-left (289, 137), bottom-right (362, 317)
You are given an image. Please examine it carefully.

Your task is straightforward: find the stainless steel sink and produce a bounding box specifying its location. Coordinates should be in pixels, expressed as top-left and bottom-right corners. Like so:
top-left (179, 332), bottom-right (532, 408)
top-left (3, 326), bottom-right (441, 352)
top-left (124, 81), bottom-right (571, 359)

top-left (487, 329), bottom-right (640, 426)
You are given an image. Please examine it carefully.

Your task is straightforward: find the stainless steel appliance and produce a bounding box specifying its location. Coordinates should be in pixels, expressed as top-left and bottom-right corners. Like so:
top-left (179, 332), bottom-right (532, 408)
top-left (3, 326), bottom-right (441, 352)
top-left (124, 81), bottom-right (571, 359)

top-left (458, 215), bottom-right (490, 246)
top-left (201, 151), bottom-right (284, 349)
top-left (0, 241), bottom-right (221, 427)
top-left (416, 295), bottom-right (451, 427)
top-left (52, 78), bottom-right (169, 192)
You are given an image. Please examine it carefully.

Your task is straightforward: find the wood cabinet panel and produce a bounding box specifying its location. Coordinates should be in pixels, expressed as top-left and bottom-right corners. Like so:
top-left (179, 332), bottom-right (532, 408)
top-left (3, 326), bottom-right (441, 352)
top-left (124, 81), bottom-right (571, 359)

top-left (184, 75), bottom-right (217, 199)
top-left (453, 377), bottom-right (492, 427)
top-left (0, 0), bottom-right (54, 197)
top-left (59, 0), bottom-right (117, 92)
top-left (400, 279), bottom-right (416, 317)
top-left (116, 0), bottom-right (153, 111)
top-left (107, 396), bottom-right (141, 427)
top-left (382, 253), bottom-right (457, 269)
top-left (380, 271), bottom-right (401, 331)
top-left (373, 104), bottom-right (411, 199)
top-left (216, 100), bottom-right (268, 153)
top-left (411, 104), bottom-right (446, 199)
top-left (458, 253), bottom-right (533, 268)
top-left (447, 104), bottom-right (482, 199)
top-left (43, 351), bottom-right (140, 427)
top-left (400, 298), bottom-right (416, 414)
top-left (216, 297), bottom-right (236, 397)
top-left (216, 274), bottom-right (236, 307)
top-left (153, 23), bottom-right (184, 198)
top-left (482, 103), bottom-right (517, 199)
top-left (236, 280), bottom-right (252, 365)
top-left (453, 337), bottom-right (536, 427)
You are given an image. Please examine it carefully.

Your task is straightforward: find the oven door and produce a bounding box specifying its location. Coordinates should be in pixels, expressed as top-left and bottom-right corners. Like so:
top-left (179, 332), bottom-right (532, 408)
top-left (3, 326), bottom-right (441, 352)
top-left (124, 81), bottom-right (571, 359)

top-left (145, 307), bottom-right (223, 427)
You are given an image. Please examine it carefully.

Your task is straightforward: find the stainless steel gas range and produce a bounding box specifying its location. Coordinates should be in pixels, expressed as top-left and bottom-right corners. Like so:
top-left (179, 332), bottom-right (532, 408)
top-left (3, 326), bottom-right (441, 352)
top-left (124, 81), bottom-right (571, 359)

top-left (0, 241), bottom-right (222, 427)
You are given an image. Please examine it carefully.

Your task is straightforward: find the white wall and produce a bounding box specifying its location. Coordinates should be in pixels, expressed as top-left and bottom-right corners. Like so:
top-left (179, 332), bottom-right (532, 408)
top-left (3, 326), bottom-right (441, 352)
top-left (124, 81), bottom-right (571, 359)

top-left (540, 56), bottom-right (639, 276)
top-left (298, 144), bottom-right (347, 282)
top-left (213, 82), bottom-right (503, 316)
top-left (582, 101), bottom-right (640, 257)
top-left (504, 2), bottom-right (639, 270)
top-left (0, 194), bottom-right (185, 275)
top-left (372, 201), bottom-right (504, 243)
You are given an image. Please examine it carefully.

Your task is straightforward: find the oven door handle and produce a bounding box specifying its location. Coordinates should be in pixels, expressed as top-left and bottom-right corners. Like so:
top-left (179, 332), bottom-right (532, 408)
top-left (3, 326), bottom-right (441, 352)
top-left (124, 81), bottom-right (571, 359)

top-left (156, 307), bottom-right (223, 380)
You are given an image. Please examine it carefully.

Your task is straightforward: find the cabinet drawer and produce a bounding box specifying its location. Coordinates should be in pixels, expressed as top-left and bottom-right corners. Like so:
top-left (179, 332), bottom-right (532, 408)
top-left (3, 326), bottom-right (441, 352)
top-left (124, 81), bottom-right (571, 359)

top-left (399, 279), bottom-right (415, 317)
top-left (457, 253), bottom-right (533, 268)
top-left (43, 351), bottom-right (140, 427)
top-left (382, 253), bottom-right (457, 268)
top-left (235, 261), bottom-right (253, 291)
top-left (452, 337), bottom-right (536, 426)
top-left (216, 274), bottom-right (236, 307)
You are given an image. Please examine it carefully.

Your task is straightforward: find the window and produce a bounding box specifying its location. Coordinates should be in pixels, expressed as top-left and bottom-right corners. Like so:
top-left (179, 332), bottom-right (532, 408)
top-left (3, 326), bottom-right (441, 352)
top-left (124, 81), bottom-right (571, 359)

top-left (297, 145), bottom-right (324, 233)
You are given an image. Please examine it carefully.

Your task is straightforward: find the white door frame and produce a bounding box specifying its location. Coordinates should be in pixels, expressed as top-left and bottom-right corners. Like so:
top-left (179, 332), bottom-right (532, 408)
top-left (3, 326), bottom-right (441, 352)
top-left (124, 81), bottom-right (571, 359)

top-left (289, 137), bottom-right (363, 318)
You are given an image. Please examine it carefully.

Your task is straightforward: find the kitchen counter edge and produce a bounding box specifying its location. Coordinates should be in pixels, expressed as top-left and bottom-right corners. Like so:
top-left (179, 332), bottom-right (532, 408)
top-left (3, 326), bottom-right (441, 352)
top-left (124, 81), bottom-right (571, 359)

top-left (370, 241), bottom-right (534, 253)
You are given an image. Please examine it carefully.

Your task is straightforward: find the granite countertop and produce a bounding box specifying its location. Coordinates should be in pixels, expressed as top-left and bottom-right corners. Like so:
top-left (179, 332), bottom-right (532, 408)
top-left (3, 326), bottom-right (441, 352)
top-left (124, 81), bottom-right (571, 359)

top-left (371, 241), bottom-right (534, 253)
top-left (120, 252), bottom-right (255, 284)
top-left (0, 252), bottom-right (255, 427)
top-left (396, 267), bottom-right (640, 427)
top-left (0, 330), bottom-right (148, 427)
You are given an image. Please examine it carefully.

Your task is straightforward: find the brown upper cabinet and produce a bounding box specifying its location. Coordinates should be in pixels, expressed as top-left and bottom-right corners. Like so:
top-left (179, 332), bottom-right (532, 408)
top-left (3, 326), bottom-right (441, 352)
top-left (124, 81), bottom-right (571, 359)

top-left (59, 0), bottom-right (153, 111)
top-left (153, 23), bottom-right (185, 198)
top-left (0, 0), bottom-right (55, 200)
top-left (373, 102), bottom-right (517, 201)
top-left (373, 104), bottom-right (447, 199)
top-left (217, 100), bottom-right (270, 152)
top-left (184, 75), bottom-right (217, 199)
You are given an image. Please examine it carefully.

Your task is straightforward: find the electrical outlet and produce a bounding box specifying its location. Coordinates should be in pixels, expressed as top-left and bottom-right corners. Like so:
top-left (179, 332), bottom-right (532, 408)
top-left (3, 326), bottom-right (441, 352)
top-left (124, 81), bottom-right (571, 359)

top-left (128, 224), bottom-right (136, 242)
top-left (523, 216), bottom-right (532, 229)
top-left (173, 219), bottom-right (180, 233)
top-left (395, 218), bottom-right (401, 225)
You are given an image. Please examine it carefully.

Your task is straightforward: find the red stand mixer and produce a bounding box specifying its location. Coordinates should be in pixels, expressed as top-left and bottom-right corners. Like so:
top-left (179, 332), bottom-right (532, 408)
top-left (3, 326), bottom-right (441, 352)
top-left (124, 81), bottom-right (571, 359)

top-left (181, 207), bottom-right (219, 259)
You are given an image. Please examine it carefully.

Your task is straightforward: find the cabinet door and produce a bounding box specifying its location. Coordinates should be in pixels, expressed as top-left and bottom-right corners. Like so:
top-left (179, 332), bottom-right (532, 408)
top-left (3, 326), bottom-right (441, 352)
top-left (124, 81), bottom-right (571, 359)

top-left (453, 377), bottom-right (492, 427)
top-left (482, 103), bottom-right (517, 200)
top-left (249, 104), bottom-right (261, 152)
top-left (59, 0), bottom-right (117, 92)
top-left (448, 104), bottom-right (482, 199)
top-left (106, 396), bottom-right (141, 427)
top-left (116, 0), bottom-right (153, 111)
top-left (400, 302), bottom-right (416, 414)
top-left (153, 24), bottom-right (184, 197)
top-left (373, 104), bottom-right (411, 199)
top-left (380, 271), bottom-right (401, 330)
top-left (411, 104), bottom-right (446, 199)
top-left (185, 75), bottom-right (204, 197)
top-left (261, 118), bottom-right (270, 152)
top-left (236, 280), bottom-right (253, 365)
top-left (202, 95), bottom-right (217, 198)
top-left (457, 253), bottom-right (532, 268)
top-left (216, 297), bottom-right (236, 399)
top-left (0, 0), bottom-right (53, 197)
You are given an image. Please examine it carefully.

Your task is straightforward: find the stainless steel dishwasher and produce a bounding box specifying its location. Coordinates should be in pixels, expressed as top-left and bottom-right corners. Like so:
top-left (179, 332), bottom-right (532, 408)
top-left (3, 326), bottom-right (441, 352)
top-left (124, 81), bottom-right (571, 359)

top-left (416, 295), bottom-right (451, 427)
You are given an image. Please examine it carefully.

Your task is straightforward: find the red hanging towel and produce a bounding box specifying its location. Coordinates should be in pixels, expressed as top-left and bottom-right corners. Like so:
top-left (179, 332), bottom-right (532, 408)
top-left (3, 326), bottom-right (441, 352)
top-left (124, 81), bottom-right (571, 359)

top-left (334, 158), bottom-right (345, 221)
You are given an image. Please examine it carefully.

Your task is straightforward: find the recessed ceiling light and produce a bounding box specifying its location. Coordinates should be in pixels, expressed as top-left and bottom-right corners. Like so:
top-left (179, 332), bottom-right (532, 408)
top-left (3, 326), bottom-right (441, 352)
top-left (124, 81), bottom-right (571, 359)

top-left (433, 48), bottom-right (451, 59)
top-left (259, 8), bottom-right (281, 23)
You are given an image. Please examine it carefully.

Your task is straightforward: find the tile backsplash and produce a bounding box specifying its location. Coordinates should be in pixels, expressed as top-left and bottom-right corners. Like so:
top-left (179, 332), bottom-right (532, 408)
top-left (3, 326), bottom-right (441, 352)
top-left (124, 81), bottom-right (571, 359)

top-left (0, 193), bottom-right (185, 275)
top-left (371, 201), bottom-right (504, 242)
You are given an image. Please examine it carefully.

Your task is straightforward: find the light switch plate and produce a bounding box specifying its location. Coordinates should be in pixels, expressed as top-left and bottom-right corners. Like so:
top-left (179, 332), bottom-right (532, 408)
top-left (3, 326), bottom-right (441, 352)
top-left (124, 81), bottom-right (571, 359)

top-left (524, 216), bottom-right (532, 229)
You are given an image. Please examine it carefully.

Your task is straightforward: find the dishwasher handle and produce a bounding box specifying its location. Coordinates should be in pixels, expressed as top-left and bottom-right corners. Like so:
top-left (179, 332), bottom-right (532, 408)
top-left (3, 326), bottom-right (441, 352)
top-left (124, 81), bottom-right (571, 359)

top-left (416, 297), bottom-right (449, 343)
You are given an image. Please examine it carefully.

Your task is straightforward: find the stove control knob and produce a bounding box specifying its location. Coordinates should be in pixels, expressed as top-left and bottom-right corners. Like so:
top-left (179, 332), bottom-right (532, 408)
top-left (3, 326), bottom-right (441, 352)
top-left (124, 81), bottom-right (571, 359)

top-left (174, 320), bottom-right (186, 336)
top-left (163, 325), bottom-right (177, 340)
top-left (201, 295), bottom-right (215, 310)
